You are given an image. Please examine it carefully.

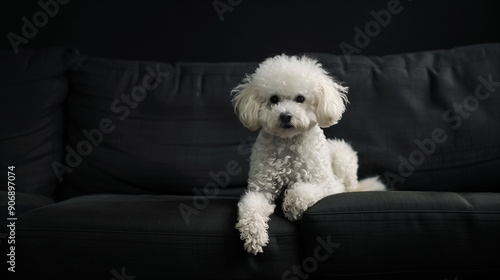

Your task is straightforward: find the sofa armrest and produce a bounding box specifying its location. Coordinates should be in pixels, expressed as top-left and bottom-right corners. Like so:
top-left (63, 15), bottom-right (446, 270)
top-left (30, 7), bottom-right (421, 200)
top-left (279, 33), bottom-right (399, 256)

top-left (300, 191), bottom-right (500, 277)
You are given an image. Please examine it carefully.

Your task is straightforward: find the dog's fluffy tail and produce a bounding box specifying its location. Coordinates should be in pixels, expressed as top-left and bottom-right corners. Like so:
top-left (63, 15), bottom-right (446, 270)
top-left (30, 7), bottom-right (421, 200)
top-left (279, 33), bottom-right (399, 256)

top-left (349, 176), bottom-right (386, 192)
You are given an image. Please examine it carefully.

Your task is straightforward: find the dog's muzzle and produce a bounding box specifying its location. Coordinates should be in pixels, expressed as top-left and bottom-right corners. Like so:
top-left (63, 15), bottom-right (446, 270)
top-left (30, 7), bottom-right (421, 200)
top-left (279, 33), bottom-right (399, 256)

top-left (279, 112), bottom-right (294, 129)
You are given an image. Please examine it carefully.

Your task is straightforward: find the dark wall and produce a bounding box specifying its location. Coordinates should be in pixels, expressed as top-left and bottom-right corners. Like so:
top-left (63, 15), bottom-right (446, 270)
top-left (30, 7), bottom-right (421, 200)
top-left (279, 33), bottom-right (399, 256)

top-left (1, 0), bottom-right (500, 62)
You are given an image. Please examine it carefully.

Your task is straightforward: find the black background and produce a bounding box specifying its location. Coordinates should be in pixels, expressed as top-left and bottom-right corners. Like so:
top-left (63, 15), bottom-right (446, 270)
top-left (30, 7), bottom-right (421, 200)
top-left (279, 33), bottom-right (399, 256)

top-left (1, 0), bottom-right (499, 62)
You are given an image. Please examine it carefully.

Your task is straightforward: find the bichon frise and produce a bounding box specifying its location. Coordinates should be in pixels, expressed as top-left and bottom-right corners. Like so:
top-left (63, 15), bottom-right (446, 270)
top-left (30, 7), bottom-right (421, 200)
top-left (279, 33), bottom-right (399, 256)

top-left (232, 54), bottom-right (385, 255)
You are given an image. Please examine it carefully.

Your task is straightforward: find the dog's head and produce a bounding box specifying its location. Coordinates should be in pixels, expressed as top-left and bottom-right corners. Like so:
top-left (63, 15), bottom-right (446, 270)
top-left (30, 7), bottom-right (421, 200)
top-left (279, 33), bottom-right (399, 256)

top-left (231, 54), bottom-right (348, 138)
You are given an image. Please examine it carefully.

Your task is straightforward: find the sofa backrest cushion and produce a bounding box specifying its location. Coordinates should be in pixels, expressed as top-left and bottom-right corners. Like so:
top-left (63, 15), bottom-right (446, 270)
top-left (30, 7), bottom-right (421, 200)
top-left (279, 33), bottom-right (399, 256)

top-left (59, 58), bottom-right (258, 198)
top-left (58, 44), bottom-right (500, 198)
top-left (317, 43), bottom-right (500, 191)
top-left (0, 48), bottom-right (79, 197)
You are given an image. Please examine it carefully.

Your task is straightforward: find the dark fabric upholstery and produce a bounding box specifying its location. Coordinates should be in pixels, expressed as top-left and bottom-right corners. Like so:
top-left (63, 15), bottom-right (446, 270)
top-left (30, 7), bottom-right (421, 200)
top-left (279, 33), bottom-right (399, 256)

top-left (0, 192), bottom-right (54, 221)
top-left (7, 43), bottom-right (500, 279)
top-left (301, 191), bottom-right (500, 277)
top-left (17, 194), bottom-right (302, 280)
top-left (0, 48), bottom-right (79, 197)
top-left (0, 191), bottom-right (53, 251)
top-left (316, 43), bottom-right (500, 191)
top-left (59, 44), bottom-right (500, 199)
top-left (59, 57), bottom-right (259, 199)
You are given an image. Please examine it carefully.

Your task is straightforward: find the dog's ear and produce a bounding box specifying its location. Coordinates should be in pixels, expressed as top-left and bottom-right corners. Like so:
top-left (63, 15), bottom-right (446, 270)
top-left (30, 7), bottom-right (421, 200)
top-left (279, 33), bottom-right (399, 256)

top-left (231, 80), bottom-right (261, 131)
top-left (316, 75), bottom-right (348, 128)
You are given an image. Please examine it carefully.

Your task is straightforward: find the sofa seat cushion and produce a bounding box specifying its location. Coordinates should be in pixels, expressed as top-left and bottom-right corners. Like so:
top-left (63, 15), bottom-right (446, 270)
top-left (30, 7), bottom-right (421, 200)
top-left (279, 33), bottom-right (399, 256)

top-left (17, 195), bottom-right (302, 280)
top-left (300, 191), bottom-right (500, 278)
top-left (0, 191), bottom-right (54, 220)
top-left (0, 191), bottom-right (54, 247)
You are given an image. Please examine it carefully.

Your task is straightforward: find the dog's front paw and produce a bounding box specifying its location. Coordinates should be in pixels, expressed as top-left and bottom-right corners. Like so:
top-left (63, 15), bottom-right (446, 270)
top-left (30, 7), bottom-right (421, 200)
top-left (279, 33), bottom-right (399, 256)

top-left (282, 183), bottom-right (323, 221)
top-left (242, 233), bottom-right (268, 255)
top-left (236, 217), bottom-right (269, 255)
top-left (235, 190), bottom-right (275, 254)
top-left (282, 196), bottom-right (309, 221)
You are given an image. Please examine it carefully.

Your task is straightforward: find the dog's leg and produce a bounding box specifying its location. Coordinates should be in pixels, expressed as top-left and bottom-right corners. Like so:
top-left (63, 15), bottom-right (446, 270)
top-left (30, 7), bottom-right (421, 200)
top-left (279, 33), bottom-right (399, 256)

top-left (327, 138), bottom-right (360, 191)
top-left (282, 182), bottom-right (327, 221)
top-left (328, 138), bottom-right (386, 192)
top-left (235, 191), bottom-right (275, 255)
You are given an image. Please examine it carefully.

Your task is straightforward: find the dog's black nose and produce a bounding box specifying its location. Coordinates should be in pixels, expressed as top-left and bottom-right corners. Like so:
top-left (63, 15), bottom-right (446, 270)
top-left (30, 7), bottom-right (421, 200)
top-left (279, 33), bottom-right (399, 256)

top-left (279, 112), bottom-right (293, 124)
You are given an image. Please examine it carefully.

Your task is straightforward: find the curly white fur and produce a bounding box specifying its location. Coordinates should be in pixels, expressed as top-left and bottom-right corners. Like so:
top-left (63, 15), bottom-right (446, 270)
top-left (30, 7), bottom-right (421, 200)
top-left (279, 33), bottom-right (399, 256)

top-left (232, 54), bottom-right (385, 255)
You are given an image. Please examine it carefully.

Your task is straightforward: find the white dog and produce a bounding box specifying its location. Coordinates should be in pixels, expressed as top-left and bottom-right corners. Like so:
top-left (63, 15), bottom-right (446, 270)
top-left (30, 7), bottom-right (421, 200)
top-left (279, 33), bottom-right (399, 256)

top-left (232, 54), bottom-right (385, 255)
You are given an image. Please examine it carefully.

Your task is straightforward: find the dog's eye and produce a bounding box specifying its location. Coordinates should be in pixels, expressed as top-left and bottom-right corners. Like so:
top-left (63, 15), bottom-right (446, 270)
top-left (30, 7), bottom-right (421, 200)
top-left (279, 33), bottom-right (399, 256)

top-left (270, 95), bottom-right (279, 104)
top-left (295, 95), bottom-right (305, 103)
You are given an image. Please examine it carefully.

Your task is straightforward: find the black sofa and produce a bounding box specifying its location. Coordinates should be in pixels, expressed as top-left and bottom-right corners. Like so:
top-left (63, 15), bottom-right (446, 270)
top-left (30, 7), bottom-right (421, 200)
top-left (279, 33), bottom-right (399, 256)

top-left (1, 43), bottom-right (499, 279)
